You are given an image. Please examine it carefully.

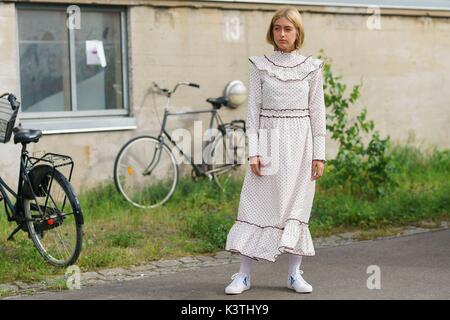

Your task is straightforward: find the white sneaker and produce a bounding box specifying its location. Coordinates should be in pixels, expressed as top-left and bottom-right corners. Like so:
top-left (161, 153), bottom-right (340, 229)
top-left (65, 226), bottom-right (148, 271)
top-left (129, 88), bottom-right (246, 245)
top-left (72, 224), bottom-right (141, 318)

top-left (287, 270), bottom-right (313, 293)
top-left (225, 272), bottom-right (251, 295)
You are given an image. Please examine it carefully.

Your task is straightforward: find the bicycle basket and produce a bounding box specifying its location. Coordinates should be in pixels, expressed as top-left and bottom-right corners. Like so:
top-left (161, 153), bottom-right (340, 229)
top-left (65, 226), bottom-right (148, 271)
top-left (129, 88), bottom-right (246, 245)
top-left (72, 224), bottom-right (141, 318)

top-left (0, 94), bottom-right (20, 144)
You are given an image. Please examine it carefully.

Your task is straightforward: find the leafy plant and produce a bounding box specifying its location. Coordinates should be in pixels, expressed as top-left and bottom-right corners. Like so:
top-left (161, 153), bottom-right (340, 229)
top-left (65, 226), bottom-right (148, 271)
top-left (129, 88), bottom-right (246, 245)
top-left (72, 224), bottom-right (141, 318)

top-left (319, 49), bottom-right (397, 197)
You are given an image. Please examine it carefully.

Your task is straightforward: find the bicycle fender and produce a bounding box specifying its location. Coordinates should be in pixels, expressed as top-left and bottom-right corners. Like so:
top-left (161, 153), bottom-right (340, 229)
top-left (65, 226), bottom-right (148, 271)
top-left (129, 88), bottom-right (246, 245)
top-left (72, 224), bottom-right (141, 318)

top-left (22, 164), bottom-right (53, 199)
top-left (23, 164), bottom-right (84, 225)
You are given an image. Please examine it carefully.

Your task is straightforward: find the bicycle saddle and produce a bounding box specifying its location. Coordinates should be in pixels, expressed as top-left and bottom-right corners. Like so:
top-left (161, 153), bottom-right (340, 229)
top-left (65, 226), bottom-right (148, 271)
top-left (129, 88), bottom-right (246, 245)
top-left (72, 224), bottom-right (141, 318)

top-left (13, 127), bottom-right (42, 144)
top-left (206, 97), bottom-right (228, 109)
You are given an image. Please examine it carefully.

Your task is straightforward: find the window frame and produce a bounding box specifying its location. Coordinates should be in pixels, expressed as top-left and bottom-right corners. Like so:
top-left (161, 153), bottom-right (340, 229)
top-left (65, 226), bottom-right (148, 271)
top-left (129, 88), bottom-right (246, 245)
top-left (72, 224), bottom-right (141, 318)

top-left (16, 3), bottom-right (132, 131)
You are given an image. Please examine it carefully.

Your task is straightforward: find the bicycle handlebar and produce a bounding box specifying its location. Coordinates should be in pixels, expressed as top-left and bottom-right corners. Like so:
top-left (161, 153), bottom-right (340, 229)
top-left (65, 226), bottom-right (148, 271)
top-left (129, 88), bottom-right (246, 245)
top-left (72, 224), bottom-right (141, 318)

top-left (152, 82), bottom-right (200, 96)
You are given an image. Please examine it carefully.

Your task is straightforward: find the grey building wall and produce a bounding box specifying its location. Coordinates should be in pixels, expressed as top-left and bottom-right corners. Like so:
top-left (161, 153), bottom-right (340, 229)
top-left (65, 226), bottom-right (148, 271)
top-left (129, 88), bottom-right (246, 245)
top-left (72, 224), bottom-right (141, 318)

top-left (0, 0), bottom-right (449, 191)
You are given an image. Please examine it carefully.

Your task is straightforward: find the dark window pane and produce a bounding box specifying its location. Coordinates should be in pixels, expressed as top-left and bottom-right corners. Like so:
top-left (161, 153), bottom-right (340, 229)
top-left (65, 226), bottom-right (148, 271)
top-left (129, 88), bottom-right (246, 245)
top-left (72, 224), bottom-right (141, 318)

top-left (18, 9), bottom-right (71, 113)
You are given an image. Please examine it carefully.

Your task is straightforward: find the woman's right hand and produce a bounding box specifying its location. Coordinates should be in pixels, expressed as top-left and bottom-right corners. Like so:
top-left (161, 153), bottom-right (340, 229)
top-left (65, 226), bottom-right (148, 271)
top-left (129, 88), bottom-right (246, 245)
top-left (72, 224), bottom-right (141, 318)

top-left (249, 156), bottom-right (262, 176)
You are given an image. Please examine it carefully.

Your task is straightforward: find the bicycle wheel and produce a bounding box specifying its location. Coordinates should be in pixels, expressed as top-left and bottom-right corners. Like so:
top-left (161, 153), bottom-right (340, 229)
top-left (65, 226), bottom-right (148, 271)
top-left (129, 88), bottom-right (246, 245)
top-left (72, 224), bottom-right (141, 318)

top-left (208, 127), bottom-right (248, 190)
top-left (24, 167), bottom-right (83, 267)
top-left (114, 136), bottom-right (179, 208)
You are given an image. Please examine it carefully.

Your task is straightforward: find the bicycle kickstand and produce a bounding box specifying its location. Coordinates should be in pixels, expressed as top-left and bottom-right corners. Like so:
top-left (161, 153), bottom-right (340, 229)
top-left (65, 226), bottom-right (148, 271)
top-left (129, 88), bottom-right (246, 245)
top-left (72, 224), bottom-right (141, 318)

top-left (7, 224), bottom-right (24, 241)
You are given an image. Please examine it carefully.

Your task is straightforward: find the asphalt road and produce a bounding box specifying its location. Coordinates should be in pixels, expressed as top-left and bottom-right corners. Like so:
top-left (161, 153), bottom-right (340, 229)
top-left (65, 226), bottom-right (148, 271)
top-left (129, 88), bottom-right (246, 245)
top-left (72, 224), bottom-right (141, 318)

top-left (9, 229), bottom-right (450, 300)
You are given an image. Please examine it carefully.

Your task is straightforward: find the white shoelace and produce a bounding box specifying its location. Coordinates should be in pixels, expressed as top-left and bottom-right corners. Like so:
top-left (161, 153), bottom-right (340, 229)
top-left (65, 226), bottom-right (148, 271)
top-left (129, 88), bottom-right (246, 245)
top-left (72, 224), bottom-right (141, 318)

top-left (231, 272), bottom-right (247, 280)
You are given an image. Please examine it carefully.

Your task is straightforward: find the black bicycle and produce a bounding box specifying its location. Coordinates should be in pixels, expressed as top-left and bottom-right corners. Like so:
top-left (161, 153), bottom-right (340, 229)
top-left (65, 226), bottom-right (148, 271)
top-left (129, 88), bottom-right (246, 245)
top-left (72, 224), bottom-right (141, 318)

top-left (114, 82), bottom-right (247, 209)
top-left (0, 93), bottom-right (83, 267)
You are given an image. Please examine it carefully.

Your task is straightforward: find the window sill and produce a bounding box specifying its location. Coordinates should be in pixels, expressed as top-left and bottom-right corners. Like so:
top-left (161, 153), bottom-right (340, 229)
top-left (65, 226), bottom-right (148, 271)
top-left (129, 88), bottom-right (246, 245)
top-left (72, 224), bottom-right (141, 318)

top-left (20, 116), bottom-right (137, 135)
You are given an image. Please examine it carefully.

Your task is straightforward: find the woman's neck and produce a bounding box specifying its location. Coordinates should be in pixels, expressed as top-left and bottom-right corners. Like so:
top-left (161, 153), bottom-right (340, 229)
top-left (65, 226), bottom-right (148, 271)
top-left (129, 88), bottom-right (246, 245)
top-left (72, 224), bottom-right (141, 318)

top-left (276, 47), bottom-right (296, 53)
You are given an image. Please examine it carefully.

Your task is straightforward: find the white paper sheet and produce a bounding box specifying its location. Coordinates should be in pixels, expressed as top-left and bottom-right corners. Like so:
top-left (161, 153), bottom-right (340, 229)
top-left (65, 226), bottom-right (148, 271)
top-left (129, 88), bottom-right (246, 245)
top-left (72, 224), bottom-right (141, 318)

top-left (86, 40), bottom-right (107, 68)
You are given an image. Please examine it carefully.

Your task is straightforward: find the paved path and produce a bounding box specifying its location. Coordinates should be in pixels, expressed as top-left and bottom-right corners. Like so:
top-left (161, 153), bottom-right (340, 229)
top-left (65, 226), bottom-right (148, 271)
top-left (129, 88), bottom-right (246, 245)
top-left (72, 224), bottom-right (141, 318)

top-left (8, 229), bottom-right (450, 300)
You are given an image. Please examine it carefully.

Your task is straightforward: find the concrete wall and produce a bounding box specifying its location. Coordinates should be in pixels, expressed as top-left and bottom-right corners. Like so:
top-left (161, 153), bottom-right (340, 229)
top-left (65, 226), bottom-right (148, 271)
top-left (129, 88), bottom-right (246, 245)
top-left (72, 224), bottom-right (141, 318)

top-left (0, 1), bottom-right (449, 192)
top-left (0, 2), bottom-right (21, 191)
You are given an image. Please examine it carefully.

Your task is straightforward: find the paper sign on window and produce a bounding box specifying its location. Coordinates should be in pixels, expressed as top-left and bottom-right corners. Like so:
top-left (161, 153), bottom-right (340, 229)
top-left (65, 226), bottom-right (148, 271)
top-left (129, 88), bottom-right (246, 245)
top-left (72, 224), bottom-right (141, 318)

top-left (86, 40), bottom-right (107, 67)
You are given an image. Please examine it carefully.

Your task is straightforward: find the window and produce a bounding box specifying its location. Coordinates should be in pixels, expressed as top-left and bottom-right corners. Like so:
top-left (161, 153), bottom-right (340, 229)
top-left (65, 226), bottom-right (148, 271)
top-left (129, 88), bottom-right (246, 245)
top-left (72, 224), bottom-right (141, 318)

top-left (17, 4), bottom-right (133, 133)
top-left (18, 9), bottom-right (71, 113)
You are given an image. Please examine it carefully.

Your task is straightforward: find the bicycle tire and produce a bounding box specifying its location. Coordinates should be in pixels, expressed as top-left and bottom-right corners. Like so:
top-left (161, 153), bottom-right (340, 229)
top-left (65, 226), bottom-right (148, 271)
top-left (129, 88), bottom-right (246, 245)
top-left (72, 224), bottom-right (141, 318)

top-left (209, 127), bottom-right (248, 190)
top-left (24, 166), bottom-right (83, 267)
top-left (114, 136), bottom-right (179, 208)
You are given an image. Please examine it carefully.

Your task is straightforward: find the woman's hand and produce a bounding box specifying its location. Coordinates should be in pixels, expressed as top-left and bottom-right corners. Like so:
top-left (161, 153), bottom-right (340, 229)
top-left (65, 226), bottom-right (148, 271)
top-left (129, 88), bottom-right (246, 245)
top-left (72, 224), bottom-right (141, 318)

top-left (249, 156), bottom-right (263, 176)
top-left (312, 160), bottom-right (325, 180)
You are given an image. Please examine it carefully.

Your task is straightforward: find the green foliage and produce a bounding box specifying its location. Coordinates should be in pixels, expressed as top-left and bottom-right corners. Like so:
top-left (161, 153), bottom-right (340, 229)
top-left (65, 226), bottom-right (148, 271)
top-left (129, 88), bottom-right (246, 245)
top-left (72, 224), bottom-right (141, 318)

top-left (312, 144), bottom-right (450, 234)
top-left (105, 231), bottom-right (144, 248)
top-left (319, 49), bottom-right (396, 197)
top-left (185, 211), bottom-right (234, 252)
top-left (0, 147), bottom-right (448, 285)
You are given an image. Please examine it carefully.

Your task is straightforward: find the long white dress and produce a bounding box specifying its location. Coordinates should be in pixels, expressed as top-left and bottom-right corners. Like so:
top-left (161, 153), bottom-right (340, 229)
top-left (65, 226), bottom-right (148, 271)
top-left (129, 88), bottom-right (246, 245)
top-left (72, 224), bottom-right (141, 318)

top-left (225, 50), bottom-right (327, 262)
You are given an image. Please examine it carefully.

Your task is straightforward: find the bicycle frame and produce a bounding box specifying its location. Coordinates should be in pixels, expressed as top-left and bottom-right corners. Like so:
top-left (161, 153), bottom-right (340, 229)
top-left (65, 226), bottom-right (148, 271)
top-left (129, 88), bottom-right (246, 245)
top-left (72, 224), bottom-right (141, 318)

top-left (0, 175), bottom-right (19, 221)
top-left (0, 146), bottom-right (32, 223)
top-left (146, 82), bottom-right (247, 183)
top-left (0, 144), bottom-right (74, 240)
top-left (152, 84), bottom-right (242, 178)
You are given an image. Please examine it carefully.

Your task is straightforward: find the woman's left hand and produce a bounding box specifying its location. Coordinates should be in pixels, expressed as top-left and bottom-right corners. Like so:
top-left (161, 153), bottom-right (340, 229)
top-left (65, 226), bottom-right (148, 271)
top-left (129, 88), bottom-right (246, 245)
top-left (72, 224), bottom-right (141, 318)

top-left (312, 160), bottom-right (325, 180)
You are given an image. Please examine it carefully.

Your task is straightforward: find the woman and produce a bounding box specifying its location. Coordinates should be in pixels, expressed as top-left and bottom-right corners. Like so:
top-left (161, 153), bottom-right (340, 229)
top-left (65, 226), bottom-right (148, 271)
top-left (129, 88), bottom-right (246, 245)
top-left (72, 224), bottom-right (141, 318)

top-left (225, 6), bottom-right (327, 294)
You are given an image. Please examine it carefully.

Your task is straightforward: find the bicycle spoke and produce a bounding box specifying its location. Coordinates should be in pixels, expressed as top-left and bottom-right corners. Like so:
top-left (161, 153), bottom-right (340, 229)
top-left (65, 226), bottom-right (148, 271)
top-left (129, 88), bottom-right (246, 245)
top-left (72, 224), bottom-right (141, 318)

top-left (24, 168), bottom-right (82, 267)
top-left (119, 156), bottom-right (145, 174)
top-left (210, 131), bottom-right (247, 190)
top-left (114, 137), bottom-right (178, 208)
top-left (55, 226), bottom-right (71, 258)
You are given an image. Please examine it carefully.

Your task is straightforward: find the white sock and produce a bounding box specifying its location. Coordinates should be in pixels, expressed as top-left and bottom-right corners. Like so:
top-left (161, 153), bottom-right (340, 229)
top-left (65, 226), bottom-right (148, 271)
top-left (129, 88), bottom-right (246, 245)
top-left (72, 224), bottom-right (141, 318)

top-left (239, 255), bottom-right (253, 276)
top-left (288, 254), bottom-right (303, 275)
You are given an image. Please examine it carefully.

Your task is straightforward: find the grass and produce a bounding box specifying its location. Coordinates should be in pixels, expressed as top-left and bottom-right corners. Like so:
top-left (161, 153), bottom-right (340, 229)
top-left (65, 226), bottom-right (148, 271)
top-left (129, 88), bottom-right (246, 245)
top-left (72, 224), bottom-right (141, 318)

top-left (0, 143), bottom-right (448, 285)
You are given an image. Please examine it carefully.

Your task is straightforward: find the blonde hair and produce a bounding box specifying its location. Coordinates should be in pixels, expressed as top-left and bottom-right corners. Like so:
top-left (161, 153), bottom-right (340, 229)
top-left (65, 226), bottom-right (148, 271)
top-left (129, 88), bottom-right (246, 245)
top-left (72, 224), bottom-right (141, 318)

top-left (266, 6), bottom-right (305, 51)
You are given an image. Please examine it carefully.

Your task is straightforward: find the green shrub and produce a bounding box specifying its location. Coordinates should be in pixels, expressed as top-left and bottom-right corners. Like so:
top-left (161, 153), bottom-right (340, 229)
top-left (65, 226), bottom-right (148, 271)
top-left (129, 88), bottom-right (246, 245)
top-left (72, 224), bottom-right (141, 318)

top-left (319, 49), bottom-right (397, 198)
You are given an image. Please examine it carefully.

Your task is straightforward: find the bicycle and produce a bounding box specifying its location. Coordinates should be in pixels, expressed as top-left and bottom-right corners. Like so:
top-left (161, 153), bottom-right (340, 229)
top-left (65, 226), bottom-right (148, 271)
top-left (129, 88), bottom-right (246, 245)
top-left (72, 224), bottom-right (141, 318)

top-left (114, 82), bottom-right (248, 209)
top-left (0, 93), bottom-right (83, 267)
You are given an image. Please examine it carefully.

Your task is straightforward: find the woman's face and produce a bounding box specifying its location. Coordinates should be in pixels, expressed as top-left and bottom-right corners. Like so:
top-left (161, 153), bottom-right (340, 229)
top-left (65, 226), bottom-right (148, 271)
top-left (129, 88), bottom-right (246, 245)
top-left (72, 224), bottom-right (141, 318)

top-left (272, 17), bottom-right (297, 52)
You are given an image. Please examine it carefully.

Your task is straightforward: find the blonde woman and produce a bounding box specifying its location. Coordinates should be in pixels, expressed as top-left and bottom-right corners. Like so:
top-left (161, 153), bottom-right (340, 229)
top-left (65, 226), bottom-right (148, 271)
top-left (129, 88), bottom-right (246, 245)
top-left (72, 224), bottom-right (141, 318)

top-left (225, 6), bottom-right (327, 294)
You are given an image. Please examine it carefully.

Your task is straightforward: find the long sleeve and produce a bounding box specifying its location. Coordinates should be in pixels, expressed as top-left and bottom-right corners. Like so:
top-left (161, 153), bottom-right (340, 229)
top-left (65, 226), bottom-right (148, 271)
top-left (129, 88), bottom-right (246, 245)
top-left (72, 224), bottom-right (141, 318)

top-left (246, 59), bottom-right (263, 158)
top-left (308, 63), bottom-right (327, 162)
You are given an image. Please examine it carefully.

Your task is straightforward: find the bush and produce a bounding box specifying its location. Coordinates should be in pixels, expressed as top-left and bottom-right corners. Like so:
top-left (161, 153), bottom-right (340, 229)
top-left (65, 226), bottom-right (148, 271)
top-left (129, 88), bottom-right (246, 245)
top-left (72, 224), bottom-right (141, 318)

top-left (319, 49), bottom-right (397, 198)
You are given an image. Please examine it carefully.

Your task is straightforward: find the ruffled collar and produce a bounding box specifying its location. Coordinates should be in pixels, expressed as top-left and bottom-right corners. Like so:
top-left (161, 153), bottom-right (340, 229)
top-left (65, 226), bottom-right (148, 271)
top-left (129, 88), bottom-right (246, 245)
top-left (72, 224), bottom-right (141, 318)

top-left (248, 51), bottom-right (323, 82)
top-left (265, 50), bottom-right (311, 68)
